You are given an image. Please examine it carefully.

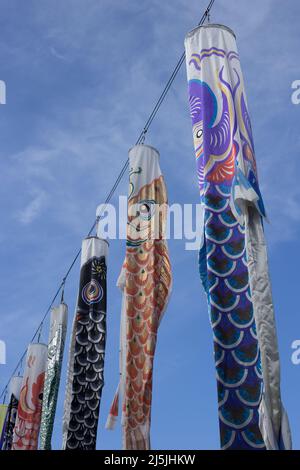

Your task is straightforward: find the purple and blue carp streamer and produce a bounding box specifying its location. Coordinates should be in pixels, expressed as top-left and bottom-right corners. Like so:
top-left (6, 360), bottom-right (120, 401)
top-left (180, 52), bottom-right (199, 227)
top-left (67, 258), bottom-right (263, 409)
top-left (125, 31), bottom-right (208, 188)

top-left (1, 376), bottom-right (23, 450)
top-left (40, 303), bottom-right (68, 450)
top-left (62, 236), bottom-right (108, 450)
top-left (184, 24), bottom-right (292, 450)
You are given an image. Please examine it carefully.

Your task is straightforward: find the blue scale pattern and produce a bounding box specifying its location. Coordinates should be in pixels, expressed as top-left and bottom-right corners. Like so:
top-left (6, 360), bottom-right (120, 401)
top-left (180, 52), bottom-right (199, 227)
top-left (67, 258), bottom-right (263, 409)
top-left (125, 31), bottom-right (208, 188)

top-left (199, 183), bottom-right (266, 450)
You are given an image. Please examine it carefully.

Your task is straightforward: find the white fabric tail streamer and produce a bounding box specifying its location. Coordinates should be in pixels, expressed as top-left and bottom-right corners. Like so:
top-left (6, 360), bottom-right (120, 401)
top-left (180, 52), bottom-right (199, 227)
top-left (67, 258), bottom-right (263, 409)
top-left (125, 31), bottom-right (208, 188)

top-left (246, 207), bottom-right (292, 449)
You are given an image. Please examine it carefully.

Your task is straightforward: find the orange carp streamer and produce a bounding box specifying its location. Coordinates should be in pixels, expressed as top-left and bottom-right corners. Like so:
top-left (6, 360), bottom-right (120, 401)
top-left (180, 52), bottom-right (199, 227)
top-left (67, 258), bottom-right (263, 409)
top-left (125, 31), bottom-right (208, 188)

top-left (12, 343), bottom-right (47, 450)
top-left (106, 144), bottom-right (172, 449)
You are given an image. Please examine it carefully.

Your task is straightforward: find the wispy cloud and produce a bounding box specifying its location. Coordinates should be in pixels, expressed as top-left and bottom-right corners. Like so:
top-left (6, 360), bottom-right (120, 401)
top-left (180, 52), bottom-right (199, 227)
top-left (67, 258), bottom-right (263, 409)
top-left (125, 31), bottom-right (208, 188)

top-left (49, 46), bottom-right (69, 62)
top-left (18, 189), bottom-right (48, 225)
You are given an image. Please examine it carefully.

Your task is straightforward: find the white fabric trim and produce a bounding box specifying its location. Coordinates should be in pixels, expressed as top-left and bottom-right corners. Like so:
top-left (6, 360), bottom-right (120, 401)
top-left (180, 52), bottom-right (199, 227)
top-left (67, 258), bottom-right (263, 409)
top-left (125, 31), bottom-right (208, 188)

top-left (8, 376), bottom-right (23, 401)
top-left (245, 207), bottom-right (292, 449)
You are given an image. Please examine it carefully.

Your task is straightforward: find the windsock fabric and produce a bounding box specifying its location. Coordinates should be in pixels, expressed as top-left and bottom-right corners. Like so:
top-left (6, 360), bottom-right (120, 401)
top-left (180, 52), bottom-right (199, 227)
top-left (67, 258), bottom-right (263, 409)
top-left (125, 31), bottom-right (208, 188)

top-left (1, 376), bottom-right (23, 450)
top-left (1, 397), bottom-right (17, 450)
top-left (40, 303), bottom-right (68, 450)
top-left (12, 343), bottom-right (47, 450)
top-left (8, 376), bottom-right (23, 403)
top-left (62, 237), bottom-right (108, 450)
top-left (0, 405), bottom-right (8, 448)
top-left (184, 24), bottom-right (291, 450)
top-left (106, 144), bottom-right (172, 450)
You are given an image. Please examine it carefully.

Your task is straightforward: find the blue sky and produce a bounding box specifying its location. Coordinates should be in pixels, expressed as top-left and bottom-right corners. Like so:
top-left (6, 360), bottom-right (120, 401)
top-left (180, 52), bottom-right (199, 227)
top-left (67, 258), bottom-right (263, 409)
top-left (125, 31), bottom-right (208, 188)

top-left (0, 0), bottom-right (299, 450)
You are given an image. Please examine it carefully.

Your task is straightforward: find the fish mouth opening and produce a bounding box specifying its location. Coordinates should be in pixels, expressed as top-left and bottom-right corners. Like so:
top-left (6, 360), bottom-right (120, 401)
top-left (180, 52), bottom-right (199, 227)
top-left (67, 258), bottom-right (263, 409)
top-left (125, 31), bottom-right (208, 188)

top-left (185, 24), bottom-right (236, 41)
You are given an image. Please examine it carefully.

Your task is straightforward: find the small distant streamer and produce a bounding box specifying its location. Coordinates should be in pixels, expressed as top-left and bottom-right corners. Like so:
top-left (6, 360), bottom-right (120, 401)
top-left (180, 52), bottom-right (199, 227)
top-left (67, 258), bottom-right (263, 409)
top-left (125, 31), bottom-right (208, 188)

top-left (0, 340), bottom-right (6, 364)
top-left (0, 80), bottom-right (6, 105)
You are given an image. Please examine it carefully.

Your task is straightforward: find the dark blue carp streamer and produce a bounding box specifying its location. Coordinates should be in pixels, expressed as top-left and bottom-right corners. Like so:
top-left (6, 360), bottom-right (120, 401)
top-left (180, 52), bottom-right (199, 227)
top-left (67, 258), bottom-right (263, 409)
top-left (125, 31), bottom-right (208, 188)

top-left (1, 376), bottom-right (23, 451)
top-left (1, 395), bottom-right (18, 450)
top-left (185, 24), bottom-right (291, 449)
top-left (62, 236), bottom-right (108, 450)
top-left (0, 405), bottom-right (8, 449)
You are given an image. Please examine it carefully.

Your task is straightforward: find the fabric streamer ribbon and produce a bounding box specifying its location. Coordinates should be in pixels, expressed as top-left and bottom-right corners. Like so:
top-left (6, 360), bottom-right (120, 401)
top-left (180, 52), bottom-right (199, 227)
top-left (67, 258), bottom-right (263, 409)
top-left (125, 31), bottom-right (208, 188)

top-left (106, 144), bottom-right (172, 450)
top-left (40, 303), bottom-right (68, 450)
top-left (62, 236), bottom-right (108, 450)
top-left (184, 24), bottom-right (291, 450)
top-left (1, 376), bottom-right (23, 450)
top-left (12, 343), bottom-right (47, 450)
top-left (0, 405), bottom-right (8, 448)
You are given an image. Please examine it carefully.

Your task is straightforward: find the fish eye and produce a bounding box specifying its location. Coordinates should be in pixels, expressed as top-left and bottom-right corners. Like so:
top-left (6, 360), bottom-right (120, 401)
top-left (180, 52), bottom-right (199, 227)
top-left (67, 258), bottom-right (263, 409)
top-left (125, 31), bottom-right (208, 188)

top-left (196, 129), bottom-right (203, 138)
top-left (140, 203), bottom-right (150, 213)
top-left (138, 200), bottom-right (156, 221)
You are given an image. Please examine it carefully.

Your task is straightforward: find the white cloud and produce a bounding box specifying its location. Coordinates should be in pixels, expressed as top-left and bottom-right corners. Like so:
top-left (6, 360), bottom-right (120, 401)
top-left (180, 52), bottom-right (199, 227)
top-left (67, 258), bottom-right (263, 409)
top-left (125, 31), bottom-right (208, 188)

top-left (18, 190), bottom-right (48, 225)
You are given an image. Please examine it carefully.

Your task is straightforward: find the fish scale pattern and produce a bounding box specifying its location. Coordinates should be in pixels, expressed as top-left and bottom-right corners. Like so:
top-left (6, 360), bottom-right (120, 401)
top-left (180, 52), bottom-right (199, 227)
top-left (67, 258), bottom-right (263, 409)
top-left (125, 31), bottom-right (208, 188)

top-left (123, 240), bottom-right (171, 449)
top-left (200, 183), bottom-right (265, 449)
top-left (65, 255), bottom-right (107, 450)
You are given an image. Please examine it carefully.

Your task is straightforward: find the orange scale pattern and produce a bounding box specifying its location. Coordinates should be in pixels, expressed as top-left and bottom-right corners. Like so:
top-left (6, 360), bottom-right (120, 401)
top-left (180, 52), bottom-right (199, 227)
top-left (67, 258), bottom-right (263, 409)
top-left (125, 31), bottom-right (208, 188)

top-left (123, 239), bottom-right (171, 449)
